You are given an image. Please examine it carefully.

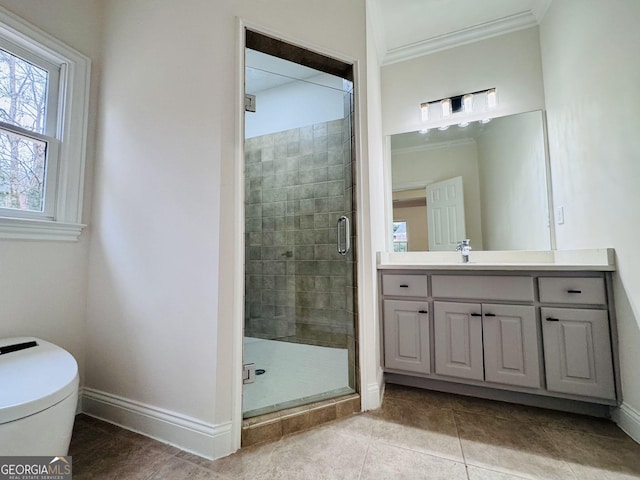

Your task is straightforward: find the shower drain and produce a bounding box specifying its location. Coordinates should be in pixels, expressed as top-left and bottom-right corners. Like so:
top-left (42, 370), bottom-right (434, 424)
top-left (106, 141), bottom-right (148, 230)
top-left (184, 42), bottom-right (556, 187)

top-left (256, 369), bottom-right (266, 375)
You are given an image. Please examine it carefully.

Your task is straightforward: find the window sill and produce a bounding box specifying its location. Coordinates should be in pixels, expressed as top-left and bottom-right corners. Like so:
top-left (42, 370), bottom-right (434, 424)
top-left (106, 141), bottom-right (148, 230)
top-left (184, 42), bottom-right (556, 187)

top-left (0, 216), bottom-right (85, 241)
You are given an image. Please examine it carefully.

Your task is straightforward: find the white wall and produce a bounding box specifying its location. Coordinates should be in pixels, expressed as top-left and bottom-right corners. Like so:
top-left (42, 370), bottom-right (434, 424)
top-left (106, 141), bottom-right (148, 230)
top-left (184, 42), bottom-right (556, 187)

top-left (540, 0), bottom-right (640, 430)
top-left (381, 27), bottom-right (545, 136)
top-left (88, 0), bottom-right (371, 458)
top-left (476, 111), bottom-right (550, 250)
top-left (0, 0), bottom-right (103, 388)
top-left (392, 141), bottom-right (484, 250)
top-left (245, 73), bottom-right (345, 138)
top-left (87, 0), bottom-right (226, 426)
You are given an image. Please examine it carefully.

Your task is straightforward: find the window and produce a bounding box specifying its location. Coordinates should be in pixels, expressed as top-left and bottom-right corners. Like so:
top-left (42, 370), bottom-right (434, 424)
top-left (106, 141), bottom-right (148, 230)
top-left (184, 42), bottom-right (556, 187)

top-left (0, 7), bottom-right (90, 240)
top-left (0, 42), bottom-right (59, 218)
top-left (392, 221), bottom-right (408, 252)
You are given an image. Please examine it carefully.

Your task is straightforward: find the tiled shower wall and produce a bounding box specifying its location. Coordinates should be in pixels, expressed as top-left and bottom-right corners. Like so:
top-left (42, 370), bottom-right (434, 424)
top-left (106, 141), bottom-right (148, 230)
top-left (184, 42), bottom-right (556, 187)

top-left (244, 100), bottom-right (356, 357)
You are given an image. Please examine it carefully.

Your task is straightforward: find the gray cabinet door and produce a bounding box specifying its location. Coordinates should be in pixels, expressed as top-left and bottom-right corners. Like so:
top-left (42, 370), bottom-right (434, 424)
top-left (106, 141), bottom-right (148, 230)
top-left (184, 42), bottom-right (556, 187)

top-left (483, 304), bottom-right (540, 388)
top-left (434, 301), bottom-right (484, 380)
top-left (541, 307), bottom-right (615, 400)
top-left (383, 300), bottom-right (430, 374)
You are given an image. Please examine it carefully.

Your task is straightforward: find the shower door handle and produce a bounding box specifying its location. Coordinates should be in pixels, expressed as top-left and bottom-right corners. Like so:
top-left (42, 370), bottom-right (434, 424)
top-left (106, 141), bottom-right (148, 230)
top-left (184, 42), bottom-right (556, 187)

top-left (336, 216), bottom-right (350, 256)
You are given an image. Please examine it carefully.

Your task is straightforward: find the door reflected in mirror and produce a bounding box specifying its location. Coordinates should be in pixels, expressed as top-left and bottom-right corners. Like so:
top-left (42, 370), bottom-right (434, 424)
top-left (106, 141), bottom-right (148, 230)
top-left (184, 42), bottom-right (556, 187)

top-left (390, 110), bottom-right (552, 252)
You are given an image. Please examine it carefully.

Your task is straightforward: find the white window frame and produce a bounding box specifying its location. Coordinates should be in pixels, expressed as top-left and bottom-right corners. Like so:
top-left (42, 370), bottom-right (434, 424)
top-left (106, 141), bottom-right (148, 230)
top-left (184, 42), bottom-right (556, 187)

top-left (0, 6), bottom-right (90, 241)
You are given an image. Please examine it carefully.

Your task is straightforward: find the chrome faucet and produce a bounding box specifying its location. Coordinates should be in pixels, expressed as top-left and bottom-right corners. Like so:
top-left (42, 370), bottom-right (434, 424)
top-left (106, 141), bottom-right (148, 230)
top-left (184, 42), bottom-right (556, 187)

top-left (456, 239), bottom-right (471, 263)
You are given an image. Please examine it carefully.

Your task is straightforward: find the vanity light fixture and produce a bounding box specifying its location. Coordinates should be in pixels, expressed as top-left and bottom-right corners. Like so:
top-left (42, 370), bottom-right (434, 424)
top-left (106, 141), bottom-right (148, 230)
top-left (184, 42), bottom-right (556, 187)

top-left (418, 87), bottom-right (497, 125)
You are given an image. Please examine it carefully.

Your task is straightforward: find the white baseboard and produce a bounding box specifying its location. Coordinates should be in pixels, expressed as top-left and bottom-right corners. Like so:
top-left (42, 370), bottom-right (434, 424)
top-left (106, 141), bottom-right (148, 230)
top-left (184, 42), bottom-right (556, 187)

top-left (363, 367), bottom-right (384, 411)
top-left (613, 402), bottom-right (640, 444)
top-left (76, 387), bottom-right (84, 415)
top-left (81, 388), bottom-right (234, 460)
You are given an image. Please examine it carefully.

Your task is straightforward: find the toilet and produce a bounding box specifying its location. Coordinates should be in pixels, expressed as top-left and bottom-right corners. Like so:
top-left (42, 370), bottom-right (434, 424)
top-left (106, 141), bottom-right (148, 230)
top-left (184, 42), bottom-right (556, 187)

top-left (0, 337), bottom-right (79, 455)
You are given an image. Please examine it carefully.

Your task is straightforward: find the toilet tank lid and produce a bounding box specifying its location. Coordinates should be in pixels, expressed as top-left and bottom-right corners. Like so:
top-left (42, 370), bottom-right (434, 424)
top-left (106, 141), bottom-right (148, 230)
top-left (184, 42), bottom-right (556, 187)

top-left (0, 337), bottom-right (79, 424)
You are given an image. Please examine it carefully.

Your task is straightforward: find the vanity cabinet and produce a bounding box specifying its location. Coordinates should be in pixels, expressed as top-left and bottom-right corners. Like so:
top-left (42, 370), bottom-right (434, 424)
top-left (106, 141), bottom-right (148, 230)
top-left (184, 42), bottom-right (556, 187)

top-left (538, 277), bottom-right (606, 305)
top-left (432, 274), bottom-right (541, 388)
top-left (433, 301), bottom-right (484, 381)
top-left (380, 269), bottom-right (618, 406)
top-left (434, 302), bottom-right (540, 388)
top-left (541, 308), bottom-right (614, 400)
top-left (539, 276), bottom-right (615, 400)
top-left (381, 274), bottom-right (430, 373)
top-left (483, 303), bottom-right (540, 388)
top-left (382, 274), bottom-right (428, 297)
top-left (383, 300), bottom-right (430, 374)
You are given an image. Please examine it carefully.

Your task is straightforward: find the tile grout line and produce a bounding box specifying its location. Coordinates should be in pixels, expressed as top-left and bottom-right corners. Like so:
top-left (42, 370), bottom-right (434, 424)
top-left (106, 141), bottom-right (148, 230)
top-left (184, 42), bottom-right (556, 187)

top-left (466, 465), bottom-right (531, 480)
top-left (370, 438), bottom-right (465, 465)
top-left (454, 408), bottom-right (582, 480)
top-left (539, 425), bottom-right (581, 480)
top-left (451, 407), bottom-right (469, 469)
top-left (356, 438), bottom-right (372, 480)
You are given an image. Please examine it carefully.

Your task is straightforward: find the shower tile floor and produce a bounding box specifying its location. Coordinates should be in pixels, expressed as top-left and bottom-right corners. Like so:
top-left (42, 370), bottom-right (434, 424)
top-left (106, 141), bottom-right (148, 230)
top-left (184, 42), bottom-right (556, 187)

top-left (242, 337), bottom-right (352, 417)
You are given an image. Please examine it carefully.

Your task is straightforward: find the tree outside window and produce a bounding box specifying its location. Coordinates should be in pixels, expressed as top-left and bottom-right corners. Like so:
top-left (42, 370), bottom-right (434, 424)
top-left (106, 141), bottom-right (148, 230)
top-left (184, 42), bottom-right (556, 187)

top-left (0, 48), bottom-right (49, 212)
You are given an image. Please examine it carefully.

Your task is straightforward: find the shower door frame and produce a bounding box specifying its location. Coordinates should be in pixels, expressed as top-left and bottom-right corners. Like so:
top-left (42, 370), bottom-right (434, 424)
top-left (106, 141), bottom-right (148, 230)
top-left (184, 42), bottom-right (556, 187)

top-left (230, 19), bottom-right (367, 451)
top-left (242, 31), bottom-right (357, 416)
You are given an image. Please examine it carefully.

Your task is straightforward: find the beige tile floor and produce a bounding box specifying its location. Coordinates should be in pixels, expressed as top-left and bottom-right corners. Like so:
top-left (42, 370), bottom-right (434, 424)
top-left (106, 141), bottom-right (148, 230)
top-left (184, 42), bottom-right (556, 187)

top-left (70, 384), bottom-right (640, 479)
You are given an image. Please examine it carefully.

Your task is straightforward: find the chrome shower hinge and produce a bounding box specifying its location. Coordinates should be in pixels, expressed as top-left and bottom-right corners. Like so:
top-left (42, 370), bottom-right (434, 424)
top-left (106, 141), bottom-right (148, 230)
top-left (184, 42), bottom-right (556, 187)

top-left (243, 363), bottom-right (256, 384)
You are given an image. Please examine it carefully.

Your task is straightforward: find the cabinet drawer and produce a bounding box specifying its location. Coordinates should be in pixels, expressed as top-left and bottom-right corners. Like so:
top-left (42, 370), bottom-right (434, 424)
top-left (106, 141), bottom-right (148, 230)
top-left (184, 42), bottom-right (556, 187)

top-left (539, 277), bottom-right (606, 305)
top-left (382, 274), bottom-right (428, 297)
top-left (432, 275), bottom-right (534, 302)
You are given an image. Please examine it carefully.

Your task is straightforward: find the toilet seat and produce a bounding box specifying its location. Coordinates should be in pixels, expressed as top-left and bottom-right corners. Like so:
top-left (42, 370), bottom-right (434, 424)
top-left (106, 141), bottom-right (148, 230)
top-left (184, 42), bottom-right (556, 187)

top-left (0, 337), bottom-right (78, 424)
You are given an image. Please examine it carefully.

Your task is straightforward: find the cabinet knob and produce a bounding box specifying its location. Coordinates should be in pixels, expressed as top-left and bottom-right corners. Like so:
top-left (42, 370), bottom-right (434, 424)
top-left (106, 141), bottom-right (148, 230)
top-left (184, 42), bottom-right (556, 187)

top-left (546, 317), bottom-right (560, 322)
top-left (418, 310), bottom-right (428, 314)
top-left (399, 284), bottom-right (409, 288)
top-left (470, 313), bottom-right (482, 317)
top-left (484, 313), bottom-right (496, 317)
top-left (567, 289), bottom-right (582, 294)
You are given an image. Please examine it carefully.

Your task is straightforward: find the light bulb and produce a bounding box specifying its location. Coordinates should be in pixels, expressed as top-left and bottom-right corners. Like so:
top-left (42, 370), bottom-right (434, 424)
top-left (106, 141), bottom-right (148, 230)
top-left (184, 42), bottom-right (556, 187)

top-left (420, 103), bottom-right (429, 122)
top-left (438, 125), bottom-right (449, 131)
top-left (441, 98), bottom-right (452, 118)
top-left (419, 128), bottom-right (429, 134)
top-left (463, 94), bottom-right (473, 113)
top-left (487, 88), bottom-right (497, 109)
top-left (458, 122), bottom-right (470, 128)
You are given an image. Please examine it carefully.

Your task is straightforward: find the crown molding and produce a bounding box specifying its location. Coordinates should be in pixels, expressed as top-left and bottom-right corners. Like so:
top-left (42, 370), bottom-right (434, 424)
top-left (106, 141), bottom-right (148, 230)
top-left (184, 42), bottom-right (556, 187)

top-left (531, 0), bottom-right (553, 22)
top-left (382, 11), bottom-right (539, 66)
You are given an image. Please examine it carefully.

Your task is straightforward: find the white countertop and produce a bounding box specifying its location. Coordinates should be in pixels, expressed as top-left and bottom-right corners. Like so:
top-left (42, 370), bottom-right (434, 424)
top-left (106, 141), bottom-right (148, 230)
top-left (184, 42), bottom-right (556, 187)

top-left (377, 249), bottom-right (616, 271)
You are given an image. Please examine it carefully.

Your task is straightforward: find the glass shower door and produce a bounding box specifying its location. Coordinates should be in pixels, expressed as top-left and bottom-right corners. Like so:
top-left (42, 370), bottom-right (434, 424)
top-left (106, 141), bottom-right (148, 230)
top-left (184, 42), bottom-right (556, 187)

top-left (242, 49), bottom-right (356, 418)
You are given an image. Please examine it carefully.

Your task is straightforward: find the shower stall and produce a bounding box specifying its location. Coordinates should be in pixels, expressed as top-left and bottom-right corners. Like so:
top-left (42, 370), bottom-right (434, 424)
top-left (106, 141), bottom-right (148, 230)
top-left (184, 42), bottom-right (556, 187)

top-left (242, 39), bottom-right (357, 418)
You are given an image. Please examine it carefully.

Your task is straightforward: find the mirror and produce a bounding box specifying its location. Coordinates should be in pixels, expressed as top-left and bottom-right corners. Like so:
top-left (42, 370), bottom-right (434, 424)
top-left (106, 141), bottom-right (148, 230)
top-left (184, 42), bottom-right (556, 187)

top-left (390, 110), bottom-right (552, 252)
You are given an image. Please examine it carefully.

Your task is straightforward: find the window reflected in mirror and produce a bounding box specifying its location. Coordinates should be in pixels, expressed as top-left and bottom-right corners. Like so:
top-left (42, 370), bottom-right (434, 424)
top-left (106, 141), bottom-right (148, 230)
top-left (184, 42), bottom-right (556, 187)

top-left (392, 220), bottom-right (408, 252)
